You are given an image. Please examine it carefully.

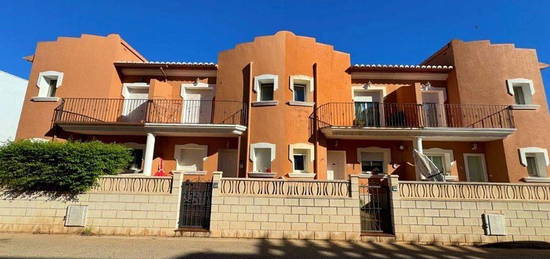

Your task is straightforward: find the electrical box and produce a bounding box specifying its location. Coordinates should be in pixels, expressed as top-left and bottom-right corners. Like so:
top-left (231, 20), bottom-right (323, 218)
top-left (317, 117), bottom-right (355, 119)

top-left (65, 205), bottom-right (88, 227)
top-left (483, 214), bottom-right (506, 236)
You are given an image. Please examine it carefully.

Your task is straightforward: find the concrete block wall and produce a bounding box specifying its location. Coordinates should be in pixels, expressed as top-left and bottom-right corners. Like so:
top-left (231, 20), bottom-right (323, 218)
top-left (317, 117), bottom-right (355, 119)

top-left (209, 173), bottom-right (362, 240)
top-left (391, 180), bottom-right (550, 245)
top-left (0, 173), bottom-right (183, 236)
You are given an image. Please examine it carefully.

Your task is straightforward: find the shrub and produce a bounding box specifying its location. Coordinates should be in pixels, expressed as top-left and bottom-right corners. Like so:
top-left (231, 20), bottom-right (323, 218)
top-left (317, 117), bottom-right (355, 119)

top-left (0, 140), bottom-right (132, 198)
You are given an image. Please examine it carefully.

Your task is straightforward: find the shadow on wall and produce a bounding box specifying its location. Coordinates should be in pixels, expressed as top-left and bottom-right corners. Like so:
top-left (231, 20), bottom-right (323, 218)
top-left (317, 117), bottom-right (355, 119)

top-left (174, 239), bottom-right (550, 259)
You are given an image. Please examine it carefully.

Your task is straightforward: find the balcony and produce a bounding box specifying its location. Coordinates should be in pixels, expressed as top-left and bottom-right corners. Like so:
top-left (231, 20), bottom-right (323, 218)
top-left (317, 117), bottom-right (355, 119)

top-left (313, 103), bottom-right (516, 141)
top-left (54, 98), bottom-right (247, 136)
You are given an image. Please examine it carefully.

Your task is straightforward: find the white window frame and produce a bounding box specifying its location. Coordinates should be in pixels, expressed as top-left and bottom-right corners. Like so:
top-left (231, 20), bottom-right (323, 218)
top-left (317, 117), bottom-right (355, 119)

top-left (289, 75), bottom-right (314, 103)
top-left (423, 148), bottom-right (454, 176)
top-left (507, 78), bottom-right (535, 105)
top-left (288, 143), bottom-right (314, 177)
top-left (463, 153), bottom-right (488, 182)
top-left (357, 147), bottom-right (391, 174)
top-left (253, 74), bottom-right (278, 102)
top-left (250, 142), bottom-right (276, 173)
top-left (34, 71), bottom-right (64, 101)
top-left (174, 144), bottom-right (208, 173)
top-left (519, 147), bottom-right (549, 181)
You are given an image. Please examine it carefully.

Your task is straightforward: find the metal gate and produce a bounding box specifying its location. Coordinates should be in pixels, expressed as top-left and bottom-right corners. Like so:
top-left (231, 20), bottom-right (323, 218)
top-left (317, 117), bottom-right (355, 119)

top-left (178, 182), bottom-right (213, 230)
top-left (359, 185), bottom-right (392, 234)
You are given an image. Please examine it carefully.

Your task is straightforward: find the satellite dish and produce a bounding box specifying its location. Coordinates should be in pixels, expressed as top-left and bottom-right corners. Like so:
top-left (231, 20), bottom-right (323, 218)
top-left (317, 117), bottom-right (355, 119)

top-left (413, 150), bottom-right (445, 182)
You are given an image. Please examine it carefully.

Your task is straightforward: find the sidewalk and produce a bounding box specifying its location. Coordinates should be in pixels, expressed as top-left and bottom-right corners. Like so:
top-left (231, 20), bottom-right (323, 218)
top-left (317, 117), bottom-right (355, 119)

top-left (0, 233), bottom-right (548, 259)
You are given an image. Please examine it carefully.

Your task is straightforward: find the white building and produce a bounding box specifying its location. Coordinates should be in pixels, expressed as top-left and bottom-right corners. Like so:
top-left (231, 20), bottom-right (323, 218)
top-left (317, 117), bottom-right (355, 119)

top-left (0, 71), bottom-right (27, 142)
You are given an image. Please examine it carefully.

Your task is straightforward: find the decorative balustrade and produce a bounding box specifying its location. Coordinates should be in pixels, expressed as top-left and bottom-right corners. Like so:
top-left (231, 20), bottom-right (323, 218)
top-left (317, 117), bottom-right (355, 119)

top-left (219, 178), bottom-right (351, 198)
top-left (91, 175), bottom-right (173, 193)
top-left (399, 181), bottom-right (550, 201)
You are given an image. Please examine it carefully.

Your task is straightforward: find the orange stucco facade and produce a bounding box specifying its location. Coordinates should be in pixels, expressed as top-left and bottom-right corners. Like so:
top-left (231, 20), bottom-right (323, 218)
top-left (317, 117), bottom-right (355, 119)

top-left (15, 32), bottom-right (550, 183)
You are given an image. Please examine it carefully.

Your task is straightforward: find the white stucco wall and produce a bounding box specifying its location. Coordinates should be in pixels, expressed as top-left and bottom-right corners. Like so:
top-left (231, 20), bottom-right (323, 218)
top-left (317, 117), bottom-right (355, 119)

top-left (0, 71), bottom-right (27, 142)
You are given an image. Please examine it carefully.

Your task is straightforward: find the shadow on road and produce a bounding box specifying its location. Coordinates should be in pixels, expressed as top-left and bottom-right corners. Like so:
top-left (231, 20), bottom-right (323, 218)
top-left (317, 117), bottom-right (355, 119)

top-left (173, 239), bottom-right (550, 259)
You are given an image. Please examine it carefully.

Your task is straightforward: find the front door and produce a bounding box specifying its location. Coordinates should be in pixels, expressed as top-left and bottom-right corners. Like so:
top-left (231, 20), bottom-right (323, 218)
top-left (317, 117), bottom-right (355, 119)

top-left (218, 149), bottom-right (238, 177)
top-left (464, 153), bottom-right (488, 182)
top-left (327, 151), bottom-right (346, 180)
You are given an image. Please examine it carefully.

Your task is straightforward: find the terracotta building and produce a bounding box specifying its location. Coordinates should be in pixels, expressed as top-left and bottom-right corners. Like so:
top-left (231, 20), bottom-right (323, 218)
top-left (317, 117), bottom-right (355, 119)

top-left (15, 31), bottom-right (550, 183)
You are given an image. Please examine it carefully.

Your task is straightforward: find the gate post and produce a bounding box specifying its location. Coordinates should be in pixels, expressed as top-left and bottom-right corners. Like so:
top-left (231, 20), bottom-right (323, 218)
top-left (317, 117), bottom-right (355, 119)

top-left (172, 171), bottom-right (184, 230)
top-left (349, 174), bottom-right (359, 199)
top-left (209, 171), bottom-right (223, 237)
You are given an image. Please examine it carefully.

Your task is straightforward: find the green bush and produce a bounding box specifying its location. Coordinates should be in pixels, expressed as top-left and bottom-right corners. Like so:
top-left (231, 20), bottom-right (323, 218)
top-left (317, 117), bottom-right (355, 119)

top-left (0, 140), bottom-right (132, 198)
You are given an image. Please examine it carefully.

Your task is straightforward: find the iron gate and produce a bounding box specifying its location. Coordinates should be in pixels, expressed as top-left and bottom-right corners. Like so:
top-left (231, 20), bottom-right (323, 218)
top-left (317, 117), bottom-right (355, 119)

top-left (178, 182), bottom-right (213, 230)
top-left (359, 185), bottom-right (392, 234)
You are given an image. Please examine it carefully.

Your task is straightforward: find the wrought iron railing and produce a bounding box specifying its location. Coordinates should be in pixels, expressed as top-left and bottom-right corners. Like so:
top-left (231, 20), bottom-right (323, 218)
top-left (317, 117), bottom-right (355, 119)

top-left (312, 102), bottom-right (515, 129)
top-left (219, 178), bottom-right (351, 197)
top-left (54, 98), bottom-right (247, 125)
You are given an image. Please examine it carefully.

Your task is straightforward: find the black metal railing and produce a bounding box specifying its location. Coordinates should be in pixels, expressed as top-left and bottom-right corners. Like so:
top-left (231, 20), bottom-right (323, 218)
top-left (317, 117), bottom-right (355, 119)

top-left (53, 98), bottom-right (247, 125)
top-left (313, 102), bottom-right (515, 129)
top-left (178, 182), bottom-right (213, 230)
top-left (359, 185), bottom-right (392, 234)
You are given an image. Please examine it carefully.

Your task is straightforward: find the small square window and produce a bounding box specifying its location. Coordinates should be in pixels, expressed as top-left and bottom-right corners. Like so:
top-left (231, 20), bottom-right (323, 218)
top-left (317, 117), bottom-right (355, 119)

top-left (513, 86), bottom-right (526, 105)
top-left (526, 155), bottom-right (540, 177)
top-left (260, 83), bottom-right (274, 101)
top-left (47, 79), bottom-right (58, 97)
top-left (255, 148), bottom-right (272, 172)
top-left (294, 84), bottom-right (306, 102)
top-left (293, 154), bottom-right (305, 171)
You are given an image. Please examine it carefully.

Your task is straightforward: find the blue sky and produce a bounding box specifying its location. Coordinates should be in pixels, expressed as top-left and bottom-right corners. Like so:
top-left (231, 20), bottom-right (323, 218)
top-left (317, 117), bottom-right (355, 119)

top-left (1, 0), bottom-right (549, 102)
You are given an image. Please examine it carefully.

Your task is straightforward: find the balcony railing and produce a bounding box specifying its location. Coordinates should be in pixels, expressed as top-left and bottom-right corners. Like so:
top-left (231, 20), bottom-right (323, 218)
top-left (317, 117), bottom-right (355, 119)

top-left (313, 102), bottom-right (514, 129)
top-left (54, 98), bottom-right (247, 125)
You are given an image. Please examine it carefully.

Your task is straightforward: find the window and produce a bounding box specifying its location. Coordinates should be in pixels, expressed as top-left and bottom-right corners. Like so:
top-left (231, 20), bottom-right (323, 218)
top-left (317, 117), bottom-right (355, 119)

top-left (174, 144), bottom-right (207, 172)
top-left (128, 148), bottom-right (144, 172)
top-left (513, 86), bottom-right (526, 105)
top-left (36, 71), bottom-right (63, 99)
top-left (357, 147), bottom-right (390, 174)
top-left (519, 147), bottom-right (549, 180)
top-left (254, 74), bottom-right (278, 103)
top-left (293, 154), bottom-right (305, 171)
top-left (250, 143), bottom-right (276, 173)
top-left (293, 84), bottom-right (306, 102)
top-left (360, 152), bottom-right (384, 173)
top-left (423, 148), bottom-right (454, 176)
top-left (507, 78), bottom-right (534, 105)
top-left (526, 155), bottom-right (539, 177)
top-left (427, 155), bottom-right (445, 173)
top-left (289, 143), bottom-right (314, 176)
top-left (255, 148), bottom-right (272, 172)
top-left (260, 83), bottom-right (274, 101)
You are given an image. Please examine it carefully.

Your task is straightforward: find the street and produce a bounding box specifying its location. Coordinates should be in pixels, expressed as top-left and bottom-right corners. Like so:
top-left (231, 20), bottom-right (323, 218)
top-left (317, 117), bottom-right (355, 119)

top-left (0, 233), bottom-right (549, 259)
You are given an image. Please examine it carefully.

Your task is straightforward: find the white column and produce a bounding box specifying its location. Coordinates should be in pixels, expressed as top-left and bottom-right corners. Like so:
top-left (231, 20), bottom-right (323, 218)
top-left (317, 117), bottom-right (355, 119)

top-left (413, 137), bottom-right (423, 153)
top-left (143, 132), bottom-right (156, 176)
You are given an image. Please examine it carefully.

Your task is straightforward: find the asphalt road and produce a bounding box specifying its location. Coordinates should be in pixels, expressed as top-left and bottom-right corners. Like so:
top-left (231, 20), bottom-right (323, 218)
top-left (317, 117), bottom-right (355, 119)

top-left (0, 233), bottom-right (549, 259)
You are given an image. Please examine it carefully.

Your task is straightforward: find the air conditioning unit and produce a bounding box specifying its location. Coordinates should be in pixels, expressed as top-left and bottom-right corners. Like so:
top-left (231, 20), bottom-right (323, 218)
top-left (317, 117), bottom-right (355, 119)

top-left (483, 214), bottom-right (506, 236)
top-left (65, 205), bottom-right (88, 227)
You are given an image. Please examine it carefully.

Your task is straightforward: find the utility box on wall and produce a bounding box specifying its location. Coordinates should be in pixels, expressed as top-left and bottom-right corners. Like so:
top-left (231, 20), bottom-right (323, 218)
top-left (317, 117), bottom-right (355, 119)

top-left (65, 205), bottom-right (88, 227)
top-left (483, 214), bottom-right (506, 236)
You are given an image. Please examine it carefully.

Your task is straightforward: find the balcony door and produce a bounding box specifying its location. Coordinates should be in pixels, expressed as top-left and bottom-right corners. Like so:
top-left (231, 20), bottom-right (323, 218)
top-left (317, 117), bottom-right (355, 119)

top-left (122, 84), bottom-right (149, 122)
top-left (182, 89), bottom-right (213, 124)
top-left (422, 91), bottom-right (446, 127)
top-left (353, 89), bottom-right (383, 127)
